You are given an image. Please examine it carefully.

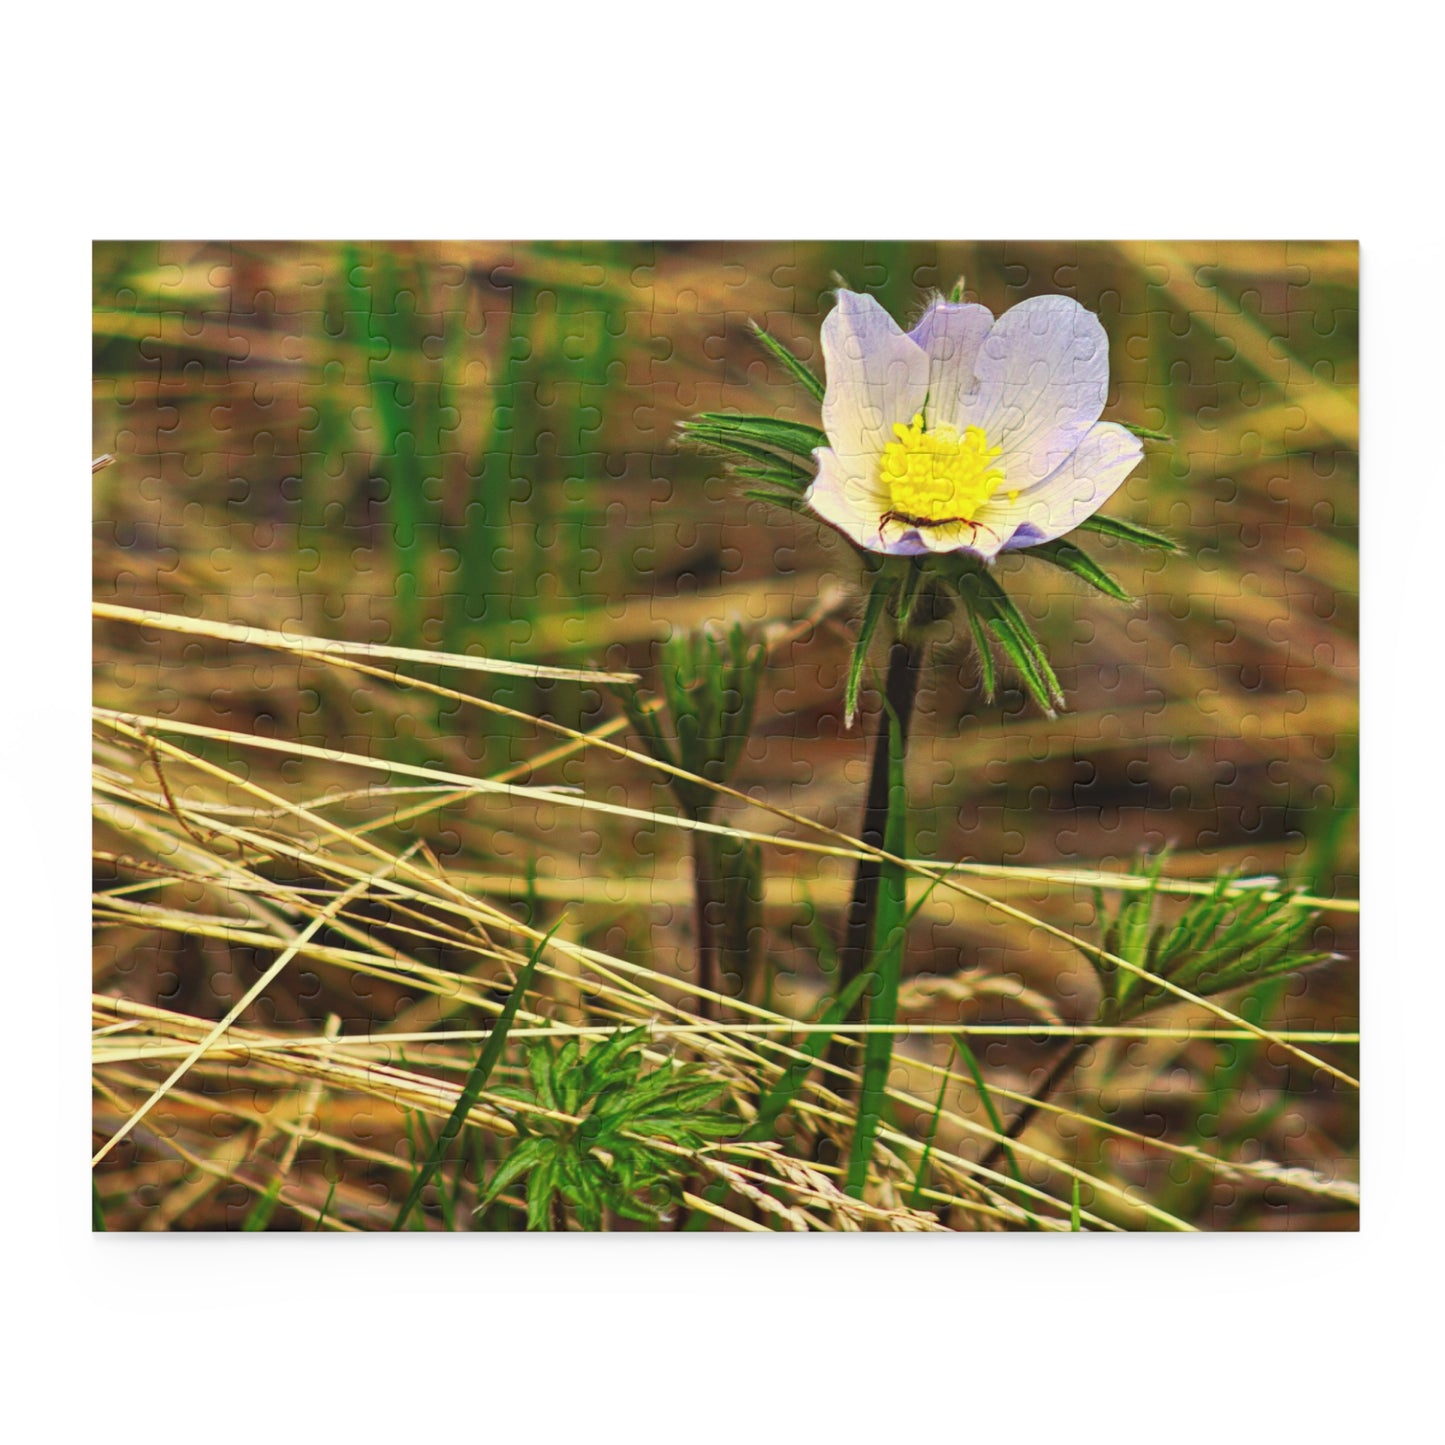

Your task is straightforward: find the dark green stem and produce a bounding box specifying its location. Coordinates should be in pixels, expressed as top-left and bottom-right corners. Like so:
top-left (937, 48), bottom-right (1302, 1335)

top-left (977, 1038), bottom-right (1091, 1174)
top-left (825, 635), bottom-right (923, 1085)
top-left (690, 821), bottom-right (718, 1022)
top-left (839, 638), bottom-right (923, 1001)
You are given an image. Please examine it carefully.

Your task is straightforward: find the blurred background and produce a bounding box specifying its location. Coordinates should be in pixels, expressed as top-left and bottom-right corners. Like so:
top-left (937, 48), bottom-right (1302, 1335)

top-left (93, 240), bottom-right (1358, 1228)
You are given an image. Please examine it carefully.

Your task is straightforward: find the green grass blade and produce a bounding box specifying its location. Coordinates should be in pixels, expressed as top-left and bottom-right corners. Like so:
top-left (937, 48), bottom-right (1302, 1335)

top-left (907, 1049), bottom-right (954, 1210)
top-left (391, 919), bottom-right (563, 1230)
top-left (845, 705), bottom-right (910, 1199)
top-left (953, 1037), bottom-right (1025, 1190)
top-left (746, 968), bottom-right (873, 1142)
top-left (92, 1177), bottom-right (106, 1232)
top-left (242, 1174), bottom-right (285, 1232)
top-left (313, 1176), bottom-right (338, 1231)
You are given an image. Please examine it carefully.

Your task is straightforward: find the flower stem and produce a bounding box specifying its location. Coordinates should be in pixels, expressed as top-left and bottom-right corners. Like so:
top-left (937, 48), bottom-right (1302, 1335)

top-left (828, 635), bottom-right (924, 1081)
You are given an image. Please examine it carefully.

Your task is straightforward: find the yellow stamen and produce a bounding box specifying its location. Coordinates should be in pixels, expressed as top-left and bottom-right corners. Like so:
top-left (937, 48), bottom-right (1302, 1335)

top-left (878, 413), bottom-right (1005, 523)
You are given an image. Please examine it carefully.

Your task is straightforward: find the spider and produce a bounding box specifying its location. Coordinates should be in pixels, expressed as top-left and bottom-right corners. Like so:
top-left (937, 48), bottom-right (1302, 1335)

top-left (877, 510), bottom-right (1001, 548)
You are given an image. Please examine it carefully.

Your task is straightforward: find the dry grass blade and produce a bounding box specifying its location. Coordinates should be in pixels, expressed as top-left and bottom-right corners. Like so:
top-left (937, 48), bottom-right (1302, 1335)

top-left (92, 843), bottom-right (422, 1167)
top-left (93, 601), bottom-right (640, 685)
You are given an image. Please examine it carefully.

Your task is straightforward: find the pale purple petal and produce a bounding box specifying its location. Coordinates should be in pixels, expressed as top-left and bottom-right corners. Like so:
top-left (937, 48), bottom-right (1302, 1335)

top-left (907, 298), bottom-right (995, 431)
top-left (806, 446), bottom-right (927, 556)
top-left (960, 295), bottom-right (1111, 488)
top-left (978, 422), bottom-right (1144, 550)
top-left (821, 290), bottom-right (930, 473)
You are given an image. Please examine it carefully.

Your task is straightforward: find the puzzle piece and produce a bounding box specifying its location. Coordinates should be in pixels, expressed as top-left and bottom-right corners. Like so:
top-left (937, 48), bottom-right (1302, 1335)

top-left (92, 241), bottom-right (1359, 1233)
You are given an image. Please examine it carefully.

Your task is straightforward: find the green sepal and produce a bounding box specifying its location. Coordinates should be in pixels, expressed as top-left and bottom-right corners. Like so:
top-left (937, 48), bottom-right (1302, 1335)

top-left (1118, 421), bottom-right (1172, 442)
top-left (845, 575), bottom-right (893, 729)
top-left (748, 321), bottom-right (826, 403)
top-left (963, 602), bottom-right (998, 701)
top-left (942, 558), bottom-right (1064, 716)
top-left (1029, 538), bottom-right (1133, 603)
top-left (677, 422), bottom-right (816, 483)
top-left (1074, 514), bottom-right (1177, 551)
top-left (685, 413), bottom-right (826, 466)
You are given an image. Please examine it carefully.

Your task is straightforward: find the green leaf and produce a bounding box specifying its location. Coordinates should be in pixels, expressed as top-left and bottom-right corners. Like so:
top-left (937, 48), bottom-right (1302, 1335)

top-left (1074, 514), bottom-right (1177, 552)
top-left (1117, 421), bottom-right (1172, 442)
top-left (748, 321), bottom-right (826, 402)
top-left (1029, 538), bottom-right (1133, 604)
top-left (845, 575), bottom-right (894, 729)
top-left (1087, 860), bottom-right (1331, 1023)
top-left (527, 1151), bottom-right (562, 1231)
top-left (392, 918), bottom-right (563, 1230)
top-left (475, 1136), bottom-right (548, 1217)
top-left (242, 1174), bottom-right (285, 1232)
top-left (313, 1177), bottom-right (337, 1232)
top-left (746, 968), bottom-right (875, 1142)
top-left (907, 1053), bottom-right (953, 1211)
top-left (954, 1037), bottom-right (1025, 1191)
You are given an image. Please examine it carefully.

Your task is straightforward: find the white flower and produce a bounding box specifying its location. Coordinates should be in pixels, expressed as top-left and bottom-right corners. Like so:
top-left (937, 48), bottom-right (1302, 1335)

top-left (805, 289), bottom-right (1143, 559)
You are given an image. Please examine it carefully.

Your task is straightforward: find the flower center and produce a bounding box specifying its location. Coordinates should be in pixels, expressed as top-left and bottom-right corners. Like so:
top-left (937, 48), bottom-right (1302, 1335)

top-left (878, 413), bottom-right (1005, 524)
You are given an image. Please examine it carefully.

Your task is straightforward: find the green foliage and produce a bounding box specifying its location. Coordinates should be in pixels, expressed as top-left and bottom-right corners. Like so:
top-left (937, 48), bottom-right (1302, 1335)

top-left (242, 1175), bottom-right (285, 1232)
top-left (746, 968), bottom-right (874, 1143)
top-left (614, 622), bottom-right (766, 820)
top-left (938, 553), bottom-right (1065, 716)
top-left (391, 920), bottom-right (561, 1230)
top-left (954, 1037), bottom-right (1023, 1189)
top-left (717, 832), bottom-right (765, 996)
top-left (1082, 854), bottom-right (1335, 1023)
top-left (477, 1028), bottom-right (738, 1230)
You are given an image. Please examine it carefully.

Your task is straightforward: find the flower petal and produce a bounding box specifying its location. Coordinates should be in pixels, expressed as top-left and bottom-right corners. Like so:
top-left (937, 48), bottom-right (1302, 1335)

top-left (907, 298), bottom-right (995, 431)
top-left (915, 517), bottom-right (1017, 559)
top-left (963, 295), bottom-right (1111, 487)
top-left (806, 447), bottom-right (928, 556)
top-left (979, 422), bottom-right (1144, 550)
top-left (821, 289), bottom-right (930, 472)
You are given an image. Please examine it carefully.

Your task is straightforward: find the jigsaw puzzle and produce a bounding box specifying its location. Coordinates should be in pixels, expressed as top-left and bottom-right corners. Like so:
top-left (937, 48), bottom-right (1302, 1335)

top-left (91, 241), bottom-right (1359, 1232)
